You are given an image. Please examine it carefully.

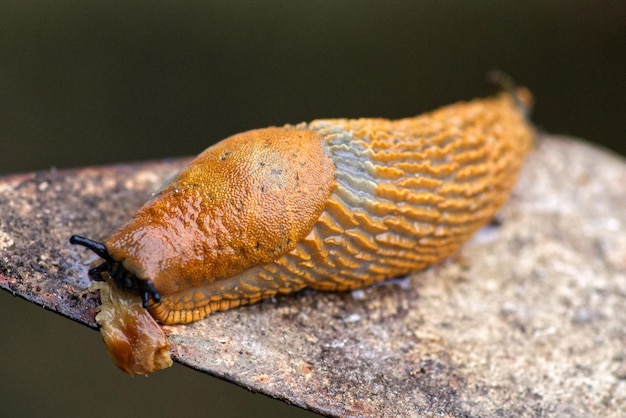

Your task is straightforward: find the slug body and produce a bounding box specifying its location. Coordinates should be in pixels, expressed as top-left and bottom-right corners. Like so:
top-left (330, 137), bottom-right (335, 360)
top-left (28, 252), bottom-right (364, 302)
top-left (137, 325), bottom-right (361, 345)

top-left (73, 91), bottom-right (534, 324)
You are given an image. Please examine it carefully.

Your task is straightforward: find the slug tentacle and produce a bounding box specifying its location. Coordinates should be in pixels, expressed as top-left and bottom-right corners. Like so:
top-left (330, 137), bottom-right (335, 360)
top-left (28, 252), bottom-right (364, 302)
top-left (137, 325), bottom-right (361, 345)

top-left (88, 262), bottom-right (110, 277)
top-left (72, 91), bottom-right (535, 324)
top-left (69, 235), bottom-right (111, 261)
top-left (70, 235), bottom-right (162, 307)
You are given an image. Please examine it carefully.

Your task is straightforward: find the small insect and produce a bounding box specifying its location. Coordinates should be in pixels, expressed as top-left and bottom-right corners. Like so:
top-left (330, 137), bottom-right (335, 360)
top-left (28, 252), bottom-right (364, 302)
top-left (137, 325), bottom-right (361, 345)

top-left (71, 89), bottom-right (534, 325)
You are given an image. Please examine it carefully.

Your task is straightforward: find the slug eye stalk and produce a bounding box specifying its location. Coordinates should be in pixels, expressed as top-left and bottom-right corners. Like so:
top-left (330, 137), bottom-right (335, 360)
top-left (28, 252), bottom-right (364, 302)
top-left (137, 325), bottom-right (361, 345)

top-left (69, 235), bottom-right (162, 307)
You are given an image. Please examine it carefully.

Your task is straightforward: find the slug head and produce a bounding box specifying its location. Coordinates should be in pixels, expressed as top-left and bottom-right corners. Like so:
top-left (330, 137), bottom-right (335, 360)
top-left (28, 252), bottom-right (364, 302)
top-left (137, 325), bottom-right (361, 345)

top-left (69, 235), bottom-right (162, 308)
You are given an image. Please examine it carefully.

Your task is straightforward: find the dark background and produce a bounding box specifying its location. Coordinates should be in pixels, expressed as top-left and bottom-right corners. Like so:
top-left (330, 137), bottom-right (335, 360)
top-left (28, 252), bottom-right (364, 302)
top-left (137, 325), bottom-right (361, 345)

top-left (1, 2), bottom-right (624, 417)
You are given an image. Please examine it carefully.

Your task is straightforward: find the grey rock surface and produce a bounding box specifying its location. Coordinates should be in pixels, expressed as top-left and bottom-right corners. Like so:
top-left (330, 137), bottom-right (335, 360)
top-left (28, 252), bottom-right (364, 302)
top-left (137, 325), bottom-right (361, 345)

top-left (1, 135), bottom-right (625, 417)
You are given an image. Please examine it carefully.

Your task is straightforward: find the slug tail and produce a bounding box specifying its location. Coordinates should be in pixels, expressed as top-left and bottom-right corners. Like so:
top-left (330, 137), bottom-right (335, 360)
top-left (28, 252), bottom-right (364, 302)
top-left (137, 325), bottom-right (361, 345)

top-left (487, 70), bottom-right (533, 117)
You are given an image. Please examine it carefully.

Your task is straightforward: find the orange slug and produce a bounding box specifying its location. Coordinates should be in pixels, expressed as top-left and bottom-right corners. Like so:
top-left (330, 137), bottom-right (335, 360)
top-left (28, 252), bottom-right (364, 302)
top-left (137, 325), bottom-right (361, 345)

top-left (71, 89), bottom-right (534, 325)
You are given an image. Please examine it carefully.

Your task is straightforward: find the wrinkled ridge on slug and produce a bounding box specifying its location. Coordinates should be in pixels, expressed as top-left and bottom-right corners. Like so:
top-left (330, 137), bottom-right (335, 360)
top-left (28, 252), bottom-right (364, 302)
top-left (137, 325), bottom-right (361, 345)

top-left (75, 91), bottom-right (534, 325)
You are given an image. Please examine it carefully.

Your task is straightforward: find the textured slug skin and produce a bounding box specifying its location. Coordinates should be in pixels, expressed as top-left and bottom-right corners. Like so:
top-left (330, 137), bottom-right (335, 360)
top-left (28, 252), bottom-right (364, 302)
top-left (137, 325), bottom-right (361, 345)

top-left (106, 91), bottom-right (534, 324)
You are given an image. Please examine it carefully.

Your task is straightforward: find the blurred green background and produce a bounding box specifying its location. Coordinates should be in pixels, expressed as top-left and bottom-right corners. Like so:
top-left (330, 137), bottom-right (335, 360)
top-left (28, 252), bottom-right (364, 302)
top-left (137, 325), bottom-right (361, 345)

top-left (0, 1), bottom-right (624, 417)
